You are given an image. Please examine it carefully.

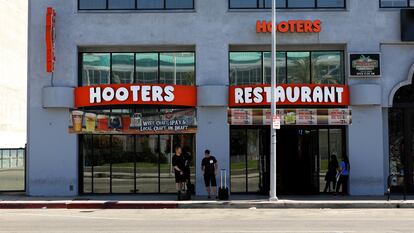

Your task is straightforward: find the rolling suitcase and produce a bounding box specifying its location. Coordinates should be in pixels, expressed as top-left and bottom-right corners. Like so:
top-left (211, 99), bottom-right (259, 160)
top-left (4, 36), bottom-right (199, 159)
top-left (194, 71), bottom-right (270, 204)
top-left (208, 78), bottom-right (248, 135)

top-left (218, 169), bottom-right (229, 200)
top-left (177, 183), bottom-right (192, 201)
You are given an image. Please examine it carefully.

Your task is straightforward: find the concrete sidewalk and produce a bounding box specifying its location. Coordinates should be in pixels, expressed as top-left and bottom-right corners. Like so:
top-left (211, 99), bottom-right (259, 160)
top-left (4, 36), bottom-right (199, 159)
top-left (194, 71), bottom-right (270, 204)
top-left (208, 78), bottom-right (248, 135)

top-left (0, 193), bottom-right (412, 209)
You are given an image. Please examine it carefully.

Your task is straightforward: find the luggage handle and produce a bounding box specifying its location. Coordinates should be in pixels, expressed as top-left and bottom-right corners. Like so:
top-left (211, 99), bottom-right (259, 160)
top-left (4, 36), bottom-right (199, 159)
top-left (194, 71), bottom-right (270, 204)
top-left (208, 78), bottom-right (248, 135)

top-left (220, 169), bottom-right (227, 189)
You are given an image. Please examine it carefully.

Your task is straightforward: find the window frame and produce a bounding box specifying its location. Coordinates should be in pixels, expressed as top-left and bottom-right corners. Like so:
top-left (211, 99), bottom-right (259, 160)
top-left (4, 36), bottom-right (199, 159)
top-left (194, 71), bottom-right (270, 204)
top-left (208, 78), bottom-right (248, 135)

top-left (79, 51), bottom-right (196, 87)
top-left (379, 0), bottom-right (413, 8)
top-left (228, 0), bottom-right (346, 10)
top-left (229, 50), bottom-right (345, 86)
top-left (78, 0), bottom-right (195, 11)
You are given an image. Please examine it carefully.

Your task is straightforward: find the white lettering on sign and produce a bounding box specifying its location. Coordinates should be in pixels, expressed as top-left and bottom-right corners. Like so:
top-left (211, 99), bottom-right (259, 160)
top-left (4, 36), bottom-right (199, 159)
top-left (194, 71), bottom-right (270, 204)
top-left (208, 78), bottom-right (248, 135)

top-left (233, 86), bottom-right (346, 105)
top-left (88, 85), bottom-right (176, 104)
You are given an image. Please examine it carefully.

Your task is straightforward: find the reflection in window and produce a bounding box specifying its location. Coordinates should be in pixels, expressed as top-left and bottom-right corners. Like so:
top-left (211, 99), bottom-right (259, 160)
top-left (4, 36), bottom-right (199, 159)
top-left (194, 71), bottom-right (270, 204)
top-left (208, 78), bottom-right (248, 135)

top-left (108, 0), bottom-right (135, 9)
top-left (317, 0), bottom-right (344, 7)
top-left (166, 0), bottom-right (194, 9)
top-left (79, 0), bottom-right (106, 9)
top-left (312, 52), bottom-right (343, 84)
top-left (82, 135), bottom-right (93, 193)
top-left (160, 53), bottom-right (195, 85)
top-left (137, 0), bottom-right (164, 9)
top-left (287, 52), bottom-right (310, 84)
top-left (288, 0), bottom-right (315, 7)
top-left (229, 0), bottom-right (257, 8)
top-left (136, 135), bottom-right (159, 193)
top-left (93, 135), bottom-right (111, 193)
top-left (112, 53), bottom-right (134, 84)
top-left (82, 53), bottom-right (110, 86)
top-left (264, 52), bottom-right (286, 84)
top-left (112, 135), bottom-right (135, 193)
top-left (136, 53), bottom-right (158, 84)
top-left (230, 52), bottom-right (262, 85)
top-left (380, 0), bottom-right (409, 7)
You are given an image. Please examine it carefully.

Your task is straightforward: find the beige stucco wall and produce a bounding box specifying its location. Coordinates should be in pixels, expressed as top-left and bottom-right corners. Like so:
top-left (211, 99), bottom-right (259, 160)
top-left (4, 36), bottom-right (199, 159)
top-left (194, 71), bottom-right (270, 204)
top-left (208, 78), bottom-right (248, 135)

top-left (0, 0), bottom-right (27, 147)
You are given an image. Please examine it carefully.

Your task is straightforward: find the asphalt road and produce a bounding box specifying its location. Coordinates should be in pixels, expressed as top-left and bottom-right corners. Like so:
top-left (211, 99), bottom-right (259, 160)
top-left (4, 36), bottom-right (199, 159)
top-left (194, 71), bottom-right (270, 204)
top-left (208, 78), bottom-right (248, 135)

top-left (0, 208), bottom-right (413, 233)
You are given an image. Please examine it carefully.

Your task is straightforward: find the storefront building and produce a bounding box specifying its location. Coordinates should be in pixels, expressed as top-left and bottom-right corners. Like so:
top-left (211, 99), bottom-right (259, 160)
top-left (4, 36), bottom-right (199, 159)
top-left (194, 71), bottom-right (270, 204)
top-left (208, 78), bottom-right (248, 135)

top-left (27, 0), bottom-right (414, 196)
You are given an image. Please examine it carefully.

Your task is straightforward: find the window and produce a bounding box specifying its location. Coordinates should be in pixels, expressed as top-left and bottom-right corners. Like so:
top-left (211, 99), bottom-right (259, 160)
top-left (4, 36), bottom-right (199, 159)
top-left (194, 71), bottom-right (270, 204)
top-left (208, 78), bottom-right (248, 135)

top-left (380, 0), bottom-right (413, 7)
top-left (229, 0), bottom-right (345, 9)
top-left (111, 53), bottom-right (134, 84)
top-left (230, 52), bottom-right (262, 85)
top-left (80, 52), bottom-right (195, 86)
top-left (79, 0), bottom-right (194, 10)
top-left (160, 53), bottom-right (195, 86)
top-left (82, 53), bottom-right (111, 86)
top-left (229, 51), bottom-right (345, 85)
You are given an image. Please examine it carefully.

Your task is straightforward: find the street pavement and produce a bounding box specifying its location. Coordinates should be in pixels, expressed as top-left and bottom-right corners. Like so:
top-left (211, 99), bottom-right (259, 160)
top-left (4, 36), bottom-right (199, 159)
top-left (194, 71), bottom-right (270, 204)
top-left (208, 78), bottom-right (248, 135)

top-left (0, 208), bottom-right (413, 233)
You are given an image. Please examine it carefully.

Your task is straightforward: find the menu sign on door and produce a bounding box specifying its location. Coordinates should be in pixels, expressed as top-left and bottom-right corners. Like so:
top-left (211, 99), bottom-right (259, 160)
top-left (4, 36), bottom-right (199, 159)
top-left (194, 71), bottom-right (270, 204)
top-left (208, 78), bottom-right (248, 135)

top-left (349, 53), bottom-right (381, 77)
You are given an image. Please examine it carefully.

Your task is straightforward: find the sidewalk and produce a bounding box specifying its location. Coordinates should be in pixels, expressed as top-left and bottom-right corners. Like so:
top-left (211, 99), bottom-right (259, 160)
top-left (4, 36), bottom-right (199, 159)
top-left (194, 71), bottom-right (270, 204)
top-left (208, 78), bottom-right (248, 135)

top-left (0, 192), bottom-right (412, 209)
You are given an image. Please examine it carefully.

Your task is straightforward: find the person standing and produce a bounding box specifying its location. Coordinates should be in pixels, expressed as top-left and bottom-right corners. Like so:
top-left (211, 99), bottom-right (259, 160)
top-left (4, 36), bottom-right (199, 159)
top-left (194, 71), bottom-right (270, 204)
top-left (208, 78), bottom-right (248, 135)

top-left (201, 149), bottom-right (218, 199)
top-left (323, 154), bottom-right (339, 193)
top-left (335, 155), bottom-right (350, 195)
top-left (172, 146), bottom-right (186, 194)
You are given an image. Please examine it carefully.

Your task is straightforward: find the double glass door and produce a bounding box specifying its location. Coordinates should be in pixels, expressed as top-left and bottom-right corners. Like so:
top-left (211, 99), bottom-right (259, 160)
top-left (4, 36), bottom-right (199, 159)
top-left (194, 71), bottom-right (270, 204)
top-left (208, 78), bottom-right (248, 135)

top-left (230, 127), bottom-right (345, 194)
top-left (81, 134), bottom-right (195, 194)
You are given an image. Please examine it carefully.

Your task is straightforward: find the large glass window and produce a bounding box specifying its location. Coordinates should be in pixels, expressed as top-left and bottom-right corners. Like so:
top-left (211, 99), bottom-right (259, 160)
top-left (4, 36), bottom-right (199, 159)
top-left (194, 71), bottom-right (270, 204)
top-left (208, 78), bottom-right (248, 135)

top-left (136, 53), bottom-right (158, 84)
top-left (108, 0), bottom-right (135, 9)
top-left (229, 0), bottom-right (345, 9)
top-left (380, 0), bottom-right (412, 7)
top-left (229, 51), bottom-right (345, 85)
top-left (82, 53), bottom-right (111, 86)
top-left (287, 52), bottom-right (310, 84)
top-left (79, 110), bottom-right (196, 194)
top-left (288, 0), bottom-right (315, 8)
top-left (111, 53), bottom-right (134, 84)
top-left (160, 53), bottom-right (195, 86)
top-left (79, 0), bottom-right (194, 10)
top-left (311, 51), bottom-right (343, 84)
top-left (79, 0), bottom-right (107, 10)
top-left (230, 52), bottom-right (262, 85)
top-left (81, 52), bottom-right (195, 86)
top-left (165, 0), bottom-right (194, 9)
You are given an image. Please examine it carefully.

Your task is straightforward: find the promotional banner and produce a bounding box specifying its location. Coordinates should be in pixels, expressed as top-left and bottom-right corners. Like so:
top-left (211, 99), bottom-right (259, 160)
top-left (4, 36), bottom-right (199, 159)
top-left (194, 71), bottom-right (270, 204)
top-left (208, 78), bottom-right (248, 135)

top-left (69, 109), bottom-right (197, 135)
top-left (228, 108), bottom-right (351, 126)
top-left (74, 84), bottom-right (197, 108)
top-left (229, 84), bottom-right (350, 107)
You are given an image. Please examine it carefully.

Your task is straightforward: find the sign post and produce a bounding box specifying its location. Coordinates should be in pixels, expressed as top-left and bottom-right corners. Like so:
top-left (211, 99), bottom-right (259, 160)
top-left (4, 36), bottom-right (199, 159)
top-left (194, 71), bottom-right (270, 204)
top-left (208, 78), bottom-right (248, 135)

top-left (269, 0), bottom-right (278, 201)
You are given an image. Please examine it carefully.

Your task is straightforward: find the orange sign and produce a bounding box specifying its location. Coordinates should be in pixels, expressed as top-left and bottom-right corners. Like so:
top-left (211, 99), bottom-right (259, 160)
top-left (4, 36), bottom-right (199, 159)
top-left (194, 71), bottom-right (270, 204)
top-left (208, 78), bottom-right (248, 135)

top-left (75, 84), bottom-right (197, 108)
top-left (229, 84), bottom-right (349, 107)
top-left (46, 7), bottom-right (56, 73)
top-left (256, 20), bottom-right (321, 33)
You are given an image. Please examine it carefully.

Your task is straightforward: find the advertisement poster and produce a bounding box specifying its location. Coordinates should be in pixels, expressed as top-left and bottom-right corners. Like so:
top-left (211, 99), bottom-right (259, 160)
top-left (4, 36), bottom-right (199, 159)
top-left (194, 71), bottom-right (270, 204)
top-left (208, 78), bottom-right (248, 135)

top-left (228, 108), bottom-right (351, 126)
top-left (296, 109), bottom-right (317, 125)
top-left (69, 109), bottom-right (197, 135)
top-left (328, 109), bottom-right (351, 125)
top-left (229, 109), bottom-right (253, 125)
top-left (349, 53), bottom-right (381, 77)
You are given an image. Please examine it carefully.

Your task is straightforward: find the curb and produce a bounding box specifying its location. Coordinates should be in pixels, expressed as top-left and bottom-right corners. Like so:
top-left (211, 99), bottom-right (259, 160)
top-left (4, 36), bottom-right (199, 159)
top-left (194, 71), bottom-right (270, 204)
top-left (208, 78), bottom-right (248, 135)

top-left (0, 202), bottom-right (178, 209)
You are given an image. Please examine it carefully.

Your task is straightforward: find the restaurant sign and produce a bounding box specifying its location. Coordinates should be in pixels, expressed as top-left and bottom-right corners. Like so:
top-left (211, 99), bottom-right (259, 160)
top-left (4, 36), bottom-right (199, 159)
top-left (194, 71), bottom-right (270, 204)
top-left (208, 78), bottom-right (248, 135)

top-left (69, 109), bottom-right (197, 135)
top-left (349, 53), bottom-right (381, 77)
top-left (256, 20), bottom-right (321, 33)
top-left (74, 84), bottom-right (197, 108)
top-left (229, 84), bottom-right (350, 107)
top-left (228, 108), bottom-right (351, 126)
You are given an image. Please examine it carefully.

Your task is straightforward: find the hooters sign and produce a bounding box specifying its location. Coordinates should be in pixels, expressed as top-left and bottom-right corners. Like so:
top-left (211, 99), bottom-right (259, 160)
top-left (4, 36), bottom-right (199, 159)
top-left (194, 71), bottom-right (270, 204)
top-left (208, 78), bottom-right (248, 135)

top-left (45, 7), bottom-right (56, 73)
top-left (229, 84), bottom-right (350, 107)
top-left (75, 84), bottom-right (197, 108)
